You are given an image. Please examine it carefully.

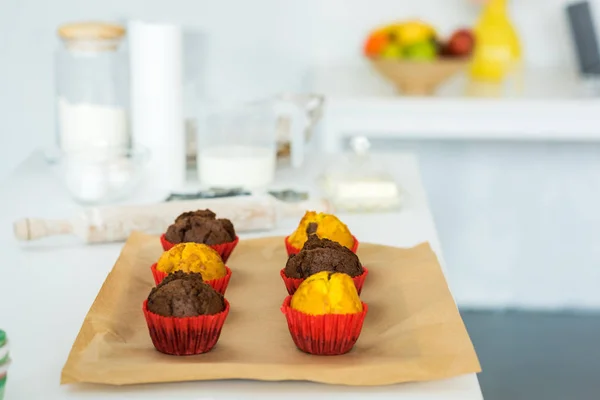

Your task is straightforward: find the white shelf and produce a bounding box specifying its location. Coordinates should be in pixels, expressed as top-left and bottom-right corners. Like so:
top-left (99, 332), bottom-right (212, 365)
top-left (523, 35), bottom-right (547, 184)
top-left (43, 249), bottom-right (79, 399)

top-left (306, 64), bottom-right (600, 151)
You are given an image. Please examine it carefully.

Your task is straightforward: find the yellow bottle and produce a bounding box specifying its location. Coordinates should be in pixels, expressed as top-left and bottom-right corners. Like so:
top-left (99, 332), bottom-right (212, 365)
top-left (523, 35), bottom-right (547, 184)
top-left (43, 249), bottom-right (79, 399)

top-left (469, 0), bottom-right (522, 83)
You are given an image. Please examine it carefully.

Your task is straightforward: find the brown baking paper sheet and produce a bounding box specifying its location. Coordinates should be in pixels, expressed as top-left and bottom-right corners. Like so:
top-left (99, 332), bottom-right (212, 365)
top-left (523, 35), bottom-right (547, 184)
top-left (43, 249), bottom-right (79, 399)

top-left (62, 232), bottom-right (480, 386)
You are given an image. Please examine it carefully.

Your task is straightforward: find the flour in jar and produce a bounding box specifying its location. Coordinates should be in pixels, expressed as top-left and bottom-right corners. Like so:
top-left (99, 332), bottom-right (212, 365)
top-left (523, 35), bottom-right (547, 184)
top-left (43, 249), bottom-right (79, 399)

top-left (197, 145), bottom-right (275, 189)
top-left (58, 97), bottom-right (128, 152)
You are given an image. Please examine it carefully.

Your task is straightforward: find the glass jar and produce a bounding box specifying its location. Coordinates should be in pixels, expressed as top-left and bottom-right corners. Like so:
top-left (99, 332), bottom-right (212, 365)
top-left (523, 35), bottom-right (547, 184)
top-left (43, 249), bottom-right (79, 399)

top-left (55, 22), bottom-right (130, 153)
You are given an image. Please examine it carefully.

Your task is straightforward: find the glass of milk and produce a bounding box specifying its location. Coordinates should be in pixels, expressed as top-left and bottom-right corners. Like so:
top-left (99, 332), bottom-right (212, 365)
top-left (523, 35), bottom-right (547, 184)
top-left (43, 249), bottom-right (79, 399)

top-left (197, 98), bottom-right (305, 190)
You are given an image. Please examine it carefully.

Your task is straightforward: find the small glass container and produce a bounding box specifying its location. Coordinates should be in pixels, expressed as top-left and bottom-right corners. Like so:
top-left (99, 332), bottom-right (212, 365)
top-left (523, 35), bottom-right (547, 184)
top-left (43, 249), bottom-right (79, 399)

top-left (55, 22), bottom-right (130, 153)
top-left (320, 137), bottom-right (402, 213)
top-left (52, 146), bottom-right (150, 204)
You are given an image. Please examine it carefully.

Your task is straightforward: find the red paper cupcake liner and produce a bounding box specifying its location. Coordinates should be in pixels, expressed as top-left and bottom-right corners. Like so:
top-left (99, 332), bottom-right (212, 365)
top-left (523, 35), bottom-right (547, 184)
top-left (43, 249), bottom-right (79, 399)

top-left (280, 267), bottom-right (369, 295)
top-left (160, 234), bottom-right (239, 263)
top-left (280, 296), bottom-right (367, 355)
top-left (150, 264), bottom-right (232, 295)
top-left (143, 298), bottom-right (230, 355)
top-left (284, 235), bottom-right (359, 256)
top-left (352, 267), bottom-right (368, 295)
top-left (160, 234), bottom-right (174, 251)
top-left (208, 236), bottom-right (239, 263)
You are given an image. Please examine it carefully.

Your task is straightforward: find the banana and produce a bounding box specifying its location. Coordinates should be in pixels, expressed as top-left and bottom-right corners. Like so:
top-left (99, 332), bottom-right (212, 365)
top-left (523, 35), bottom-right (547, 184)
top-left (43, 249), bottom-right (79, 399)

top-left (392, 20), bottom-right (437, 46)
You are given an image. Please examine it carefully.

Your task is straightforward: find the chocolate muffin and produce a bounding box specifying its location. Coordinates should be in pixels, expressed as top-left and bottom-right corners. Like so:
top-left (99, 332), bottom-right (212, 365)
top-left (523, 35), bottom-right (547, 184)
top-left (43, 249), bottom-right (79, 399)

top-left (147, 271), bottom-right (225, 317)
top-left (284, 235), bottom-right (364, 279)
top-left (165, 209), bottom-right (236, 246)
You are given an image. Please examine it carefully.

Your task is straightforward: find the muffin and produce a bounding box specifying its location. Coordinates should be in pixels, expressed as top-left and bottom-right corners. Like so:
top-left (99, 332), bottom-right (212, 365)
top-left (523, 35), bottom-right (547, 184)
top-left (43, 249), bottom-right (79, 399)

top-left (143, 271), bottom-right (230, 355)
top-left (161, 209), bottom-right (239, 262)
top-left (151, 242), bottom-right (232, 294)
top-left (285, 211), bottom-right (358, 255)
top-left (281, 271), bottom-right (368, 355)
top-left (281, 235), bottom-right (368, 295)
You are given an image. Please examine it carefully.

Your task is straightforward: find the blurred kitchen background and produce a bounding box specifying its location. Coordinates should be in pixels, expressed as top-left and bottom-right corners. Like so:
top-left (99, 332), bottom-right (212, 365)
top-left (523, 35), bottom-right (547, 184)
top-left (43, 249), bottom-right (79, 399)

top-left (2, 0), bottom-right (600, 398)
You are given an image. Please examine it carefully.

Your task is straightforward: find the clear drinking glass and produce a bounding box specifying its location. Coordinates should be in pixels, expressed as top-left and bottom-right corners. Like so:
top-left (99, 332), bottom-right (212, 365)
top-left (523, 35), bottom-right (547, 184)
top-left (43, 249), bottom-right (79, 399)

top-left (197, 98), bottom-right (309, 190)
top-left (197, 102), bottom-right (276, 189)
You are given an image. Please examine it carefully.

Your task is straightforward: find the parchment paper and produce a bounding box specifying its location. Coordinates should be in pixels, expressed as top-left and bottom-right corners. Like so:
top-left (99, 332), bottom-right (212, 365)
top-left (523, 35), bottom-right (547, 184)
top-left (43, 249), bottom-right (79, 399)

top-left (61, 232), bottom-right (480, 386)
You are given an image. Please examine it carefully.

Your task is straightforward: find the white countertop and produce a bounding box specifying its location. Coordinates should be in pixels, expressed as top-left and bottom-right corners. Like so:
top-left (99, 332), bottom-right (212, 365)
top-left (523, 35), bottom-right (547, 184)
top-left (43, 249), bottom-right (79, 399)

top-left (0, 152), bottom-right (482, 400)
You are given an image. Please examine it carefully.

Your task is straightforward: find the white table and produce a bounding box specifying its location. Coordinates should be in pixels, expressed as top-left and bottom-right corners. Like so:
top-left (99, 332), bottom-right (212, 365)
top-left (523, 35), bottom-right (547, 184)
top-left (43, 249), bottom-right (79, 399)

top-left (0, 152), bottom-right (482, 399)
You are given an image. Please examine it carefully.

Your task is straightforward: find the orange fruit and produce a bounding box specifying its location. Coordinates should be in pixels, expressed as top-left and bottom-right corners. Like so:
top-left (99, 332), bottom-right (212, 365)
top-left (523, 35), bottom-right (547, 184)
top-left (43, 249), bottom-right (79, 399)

top-left (364, 31), bottom-right (388, 57)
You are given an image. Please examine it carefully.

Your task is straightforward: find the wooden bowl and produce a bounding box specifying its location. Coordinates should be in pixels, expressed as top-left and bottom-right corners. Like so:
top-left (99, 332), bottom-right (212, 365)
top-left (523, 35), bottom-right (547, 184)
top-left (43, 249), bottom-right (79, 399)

top-left (369, 58), bottom-right (470, 96)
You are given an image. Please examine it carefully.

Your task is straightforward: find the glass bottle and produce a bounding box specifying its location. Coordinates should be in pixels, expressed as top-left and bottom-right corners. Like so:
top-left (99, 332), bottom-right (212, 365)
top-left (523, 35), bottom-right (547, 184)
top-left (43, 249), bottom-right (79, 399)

top-left (469, 0), bottom-right (522, 83)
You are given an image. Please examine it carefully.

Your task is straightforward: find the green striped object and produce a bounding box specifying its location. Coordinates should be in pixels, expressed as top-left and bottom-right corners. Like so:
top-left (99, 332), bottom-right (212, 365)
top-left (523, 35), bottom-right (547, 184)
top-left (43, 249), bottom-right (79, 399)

top-left (0, 374), bottom-right (5, 400)
top-left (0, 330), bottom-right (8, 400)
top-left (0, 330), bottom-right (6, 365)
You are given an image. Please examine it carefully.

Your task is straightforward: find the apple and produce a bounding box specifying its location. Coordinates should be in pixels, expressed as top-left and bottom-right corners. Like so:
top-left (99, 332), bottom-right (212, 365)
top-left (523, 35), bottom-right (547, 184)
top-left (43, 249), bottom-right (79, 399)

top-left (403, 41), bottom-right (437, 61)
top-left (444, 29), bottom-right (475, 57)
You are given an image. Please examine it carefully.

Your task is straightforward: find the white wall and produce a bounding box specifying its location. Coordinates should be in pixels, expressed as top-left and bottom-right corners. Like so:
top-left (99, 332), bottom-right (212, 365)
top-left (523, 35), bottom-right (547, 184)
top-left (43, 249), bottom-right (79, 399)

top-left (0, 0), bottom-right (590, 178)
top-left (366, 139), bottom-right (600, 311)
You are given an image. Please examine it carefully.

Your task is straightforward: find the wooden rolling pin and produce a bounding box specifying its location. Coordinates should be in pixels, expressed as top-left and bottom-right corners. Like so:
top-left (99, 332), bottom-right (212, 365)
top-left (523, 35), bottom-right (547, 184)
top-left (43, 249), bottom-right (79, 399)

top-left (14, 194), bottom-right (331, 244)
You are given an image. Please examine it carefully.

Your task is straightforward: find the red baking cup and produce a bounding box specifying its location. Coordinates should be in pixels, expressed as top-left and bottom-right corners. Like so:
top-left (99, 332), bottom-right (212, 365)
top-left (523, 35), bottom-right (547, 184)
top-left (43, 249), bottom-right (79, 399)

top-left (280, 296), bottom-right (367, 355)
top-left (150, 264), bottom-right (232, 295)
top-left (284, 236), bottom-right (300, 256)
top-left (160, 234), bottom-right (176, 251)
top-left (280, 267), bottom-right (369, 295)
top-left (352, 267), bottom-right (369, 295)
top-left (150, 263), bottom-right (167, 285)
top-left (284, 235), bottom-right (359, 256)
top-left (208, 236), bottom-right (239, 263)
top-left (160, 234), bottom-right (240, 263)
top-left (143, 298), bottom-right (230, 355)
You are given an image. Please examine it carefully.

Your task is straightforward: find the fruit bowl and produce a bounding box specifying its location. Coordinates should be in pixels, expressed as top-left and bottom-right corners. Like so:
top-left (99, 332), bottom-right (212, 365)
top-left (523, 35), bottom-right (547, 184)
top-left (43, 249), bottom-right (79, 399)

top-left (369, 57), bottom-right (470, 96)
top-left (364, 20), bottom-right (474, 96)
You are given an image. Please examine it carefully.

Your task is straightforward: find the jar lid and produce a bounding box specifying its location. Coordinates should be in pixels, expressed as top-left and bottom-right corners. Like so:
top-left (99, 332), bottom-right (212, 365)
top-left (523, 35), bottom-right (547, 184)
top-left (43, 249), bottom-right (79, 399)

top-left (58, 22), bottom-right (125, 51)
top-left (58, 22), bottom-right (125, 41)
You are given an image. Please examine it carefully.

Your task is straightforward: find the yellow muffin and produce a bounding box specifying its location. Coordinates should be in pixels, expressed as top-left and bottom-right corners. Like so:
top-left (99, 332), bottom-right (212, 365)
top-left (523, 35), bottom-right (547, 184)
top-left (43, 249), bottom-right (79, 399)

top-left (290, 271), bottom-right (363, 315)
top-left (288, 211), bottom-right (354, 250)
top-left (156, 243), bottom-right (227, 281)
